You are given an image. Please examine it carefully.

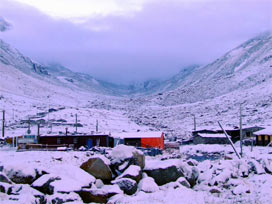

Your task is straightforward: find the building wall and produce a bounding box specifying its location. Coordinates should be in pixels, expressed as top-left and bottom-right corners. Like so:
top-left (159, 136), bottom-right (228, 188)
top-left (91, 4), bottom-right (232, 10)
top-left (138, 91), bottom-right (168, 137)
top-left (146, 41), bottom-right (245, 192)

top-left (141, 133), bottom-right (164, 150)
top-left (39, 135), bottom-right (109, 148)
top-left (256, 135), bottom-right (272, 146)
top-left (193, 135), bottom-right (229, 145)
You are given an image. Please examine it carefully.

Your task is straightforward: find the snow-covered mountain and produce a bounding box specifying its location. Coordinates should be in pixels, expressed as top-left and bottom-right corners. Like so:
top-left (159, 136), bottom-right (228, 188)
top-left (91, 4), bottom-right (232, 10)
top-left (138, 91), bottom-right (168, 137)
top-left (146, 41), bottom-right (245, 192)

top-left (147, 32), bottom-right (272, 106)
top-left (126, 32), bottom-right (272, 138)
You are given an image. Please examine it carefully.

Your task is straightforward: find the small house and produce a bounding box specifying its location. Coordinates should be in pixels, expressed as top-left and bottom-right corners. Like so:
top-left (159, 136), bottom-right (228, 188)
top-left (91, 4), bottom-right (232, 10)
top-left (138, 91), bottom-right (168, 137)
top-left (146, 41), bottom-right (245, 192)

top-left (254, 127), bottom-right (272, 146)
top-left (110, 131), bottom-right (164, 150)
top-left (193, 133), bottom-right (230, 144)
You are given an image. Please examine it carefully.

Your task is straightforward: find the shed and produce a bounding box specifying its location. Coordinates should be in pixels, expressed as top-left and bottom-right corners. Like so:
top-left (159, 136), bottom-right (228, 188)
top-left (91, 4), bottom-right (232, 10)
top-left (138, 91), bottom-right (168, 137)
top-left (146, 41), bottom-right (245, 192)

top-left (110, 131), bottom-right (164, 150)
top-left (193, 133), bottom-right (230, 144)
top-left (254, 127), bottom-right (272, 146)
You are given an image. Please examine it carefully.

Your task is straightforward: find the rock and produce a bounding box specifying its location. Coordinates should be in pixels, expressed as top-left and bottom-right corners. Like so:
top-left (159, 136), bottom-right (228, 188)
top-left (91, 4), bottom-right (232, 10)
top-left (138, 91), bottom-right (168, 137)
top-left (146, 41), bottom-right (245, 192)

top-left (248, 160), bottom-right (265, 175)
top-left (187, 159), bottom-right (198, 166)
top-left (80, 156), bottom-right (112, 183)
top-left (232, 184), bottom-right (251, 195)
top-left (77, 184), bottom-right (122, 203)
top-left (112, 178), bottom-right (137, 195)
top-left (31, 174), bottom-right (61, 195)
top-left (210, 187), bottom-right (221, 194)
top-left (110, 145), bottom-right (145, 170)
top-left (3, 163), bottom-right (45, 184)
top-left (177, 177), bottom-right (190, 188)
top-left (0, 182), bottom-right (12, 193)
top-left (10, 184), bottom-right (46, 204)
top-left (144, 160), bottom-right (184, 186)
top-left (116, 165), bottom-right (142, 183)
top-left (49, 165), bottom-right (95, 193)
top-left (47, 192), bottom-right (82, 204)
top-left (95, 179), bottom-right (104, 189)
top-left (138, 177), bottom-right (159, 193)
top-left (181, 165), bottom-right (199, 187)
top-left (0, 172), bottom-right (12, 184)
top-left (261, 158), bottom-right (272, 174)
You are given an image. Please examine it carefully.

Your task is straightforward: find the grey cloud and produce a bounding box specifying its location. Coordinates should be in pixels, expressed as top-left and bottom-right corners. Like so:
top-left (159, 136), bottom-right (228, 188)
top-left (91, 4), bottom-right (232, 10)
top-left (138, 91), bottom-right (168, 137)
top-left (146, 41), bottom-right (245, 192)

top-left (0, 0), bottom-right (271, 83)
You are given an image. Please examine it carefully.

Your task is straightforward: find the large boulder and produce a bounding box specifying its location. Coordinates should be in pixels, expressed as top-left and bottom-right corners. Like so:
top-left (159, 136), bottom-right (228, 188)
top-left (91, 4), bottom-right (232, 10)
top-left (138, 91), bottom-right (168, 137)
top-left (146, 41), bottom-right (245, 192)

top-left (3, 163), bottom-right (46, 184)
top-left (144, 160), bottom-right (184, 186)
top-left (31, 174), bottom-right (61, 195)
top-left (110, 145), bottom-right (145, 173)
top-left (112, 178), bottom-right (137, 195)
top-left (49, 165), bottom-right (95, 193)
top-left (77, 184), bottom-right (122, 203)
top-left (116, 165), bottom-right (142, 183)
top-left (80, 155), bottom-right (112, 183)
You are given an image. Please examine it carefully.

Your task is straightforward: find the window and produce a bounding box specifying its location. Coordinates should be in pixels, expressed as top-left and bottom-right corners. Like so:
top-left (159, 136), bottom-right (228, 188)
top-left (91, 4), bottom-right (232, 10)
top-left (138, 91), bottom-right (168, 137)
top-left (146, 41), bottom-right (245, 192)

top-left (73, 137), bottom-right (78, 144)
top-left (57, 138), bottom-right (62, 144)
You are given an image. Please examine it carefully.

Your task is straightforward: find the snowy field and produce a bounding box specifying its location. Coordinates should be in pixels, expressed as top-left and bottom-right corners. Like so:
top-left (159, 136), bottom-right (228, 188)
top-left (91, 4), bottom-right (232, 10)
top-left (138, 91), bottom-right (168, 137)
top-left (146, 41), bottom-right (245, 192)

top-left (1, 144), bottom-right (272, 204)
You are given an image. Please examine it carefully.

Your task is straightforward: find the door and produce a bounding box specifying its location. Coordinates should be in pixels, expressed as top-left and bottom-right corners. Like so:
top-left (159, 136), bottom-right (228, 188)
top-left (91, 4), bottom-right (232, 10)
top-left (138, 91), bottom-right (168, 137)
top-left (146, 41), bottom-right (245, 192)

top-left (87, 139), bottom-right (93, 149)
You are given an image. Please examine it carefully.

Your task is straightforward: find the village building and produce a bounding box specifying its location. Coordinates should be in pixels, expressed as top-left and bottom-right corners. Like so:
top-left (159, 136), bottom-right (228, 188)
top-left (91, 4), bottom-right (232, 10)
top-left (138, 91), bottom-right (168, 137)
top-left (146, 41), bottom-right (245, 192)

top-left (38, 132), bottom-right (110, 149)
top-left (109, 131), bottom-right (164, 150)
top-left (192, 126), bottom-right (263, 144)
top-left (193, 133), bottom-right (230, 144)
top-left (254, 127), bottom-right (272, 146)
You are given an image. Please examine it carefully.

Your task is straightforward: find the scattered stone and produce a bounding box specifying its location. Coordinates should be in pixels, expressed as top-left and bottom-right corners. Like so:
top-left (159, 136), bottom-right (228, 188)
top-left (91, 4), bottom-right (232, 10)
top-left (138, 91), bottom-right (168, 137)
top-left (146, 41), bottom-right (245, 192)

top-left (232, 184), bottom-right (251, 195)
top-left (0, 172), bottom-right (12, 184)
top-left (209, 187), bottom-right (221, 194)
top-left (47, 192), bottom-right (82, 204)
top-left (248, 160), bottom-right (265, 175)
top-left (177, 177), bottom-right (191, 188)
top-left (95, 179), bottom-right (104, 189)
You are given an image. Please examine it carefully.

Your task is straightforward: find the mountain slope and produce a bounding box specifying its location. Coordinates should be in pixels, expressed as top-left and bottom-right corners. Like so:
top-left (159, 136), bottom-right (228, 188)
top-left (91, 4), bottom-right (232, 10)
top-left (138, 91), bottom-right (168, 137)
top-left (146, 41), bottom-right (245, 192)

top-left (148, 32), bottom-right (272, 106)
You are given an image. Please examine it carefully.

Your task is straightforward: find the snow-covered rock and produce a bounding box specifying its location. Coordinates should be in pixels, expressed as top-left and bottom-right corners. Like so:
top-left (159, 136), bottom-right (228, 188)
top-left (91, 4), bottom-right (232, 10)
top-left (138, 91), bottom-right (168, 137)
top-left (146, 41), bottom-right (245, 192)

top-left (31, 174), bottom-right (61, 195)
top-left (77, 184), bottom-right (122, 203)
top-left (111, 145), bottom-right (145, 170)
top-left (46, 192), bottom-right (82, 204)
top-left (138, 177), bottom-right (159, 193)
top-left (3, 163), bottom-right (45, 184)
top-left (144, 159), bottom-right (184, 185)
top-left (112, 178), bottom-right (137, 195)
top-left (116, 165), bottom-right (142, 183)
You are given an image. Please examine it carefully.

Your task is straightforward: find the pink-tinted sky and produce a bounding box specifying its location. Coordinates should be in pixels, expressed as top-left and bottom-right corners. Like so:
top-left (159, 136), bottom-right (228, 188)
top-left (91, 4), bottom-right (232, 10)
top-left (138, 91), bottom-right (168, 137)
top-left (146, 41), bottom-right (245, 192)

top-left (0, 0), bottom-right (271, 83)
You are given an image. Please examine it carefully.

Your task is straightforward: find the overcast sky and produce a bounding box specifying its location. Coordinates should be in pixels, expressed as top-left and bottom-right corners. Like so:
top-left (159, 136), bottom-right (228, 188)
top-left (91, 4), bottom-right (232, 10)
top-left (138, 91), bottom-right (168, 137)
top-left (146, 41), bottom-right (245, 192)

top-left (0, 0), bottom-right (271, 84)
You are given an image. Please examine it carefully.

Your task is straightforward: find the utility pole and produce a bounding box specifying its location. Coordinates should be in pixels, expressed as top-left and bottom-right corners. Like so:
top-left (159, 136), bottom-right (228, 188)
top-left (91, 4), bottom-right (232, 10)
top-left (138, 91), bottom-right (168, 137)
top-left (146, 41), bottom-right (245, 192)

top-left (193, 114), bottom-right (196, 131)
top-left (75, 114), bottom-right (78, 133)
top-left (240, 104), bottom-right (243, 157)
top-left (37, 123), bottom-right (40, 143)
top-left (2, 110), bottom-right (5, 138)
top-left (27, 118), bottom-right (31, 134)
top-left (96, 120), bottom-right (98, 133)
